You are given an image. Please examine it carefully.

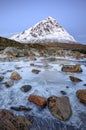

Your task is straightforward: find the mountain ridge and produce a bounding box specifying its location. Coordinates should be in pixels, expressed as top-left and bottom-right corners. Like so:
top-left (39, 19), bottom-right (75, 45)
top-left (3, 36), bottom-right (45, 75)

top-left (10, 16), bottom-right (76, 43)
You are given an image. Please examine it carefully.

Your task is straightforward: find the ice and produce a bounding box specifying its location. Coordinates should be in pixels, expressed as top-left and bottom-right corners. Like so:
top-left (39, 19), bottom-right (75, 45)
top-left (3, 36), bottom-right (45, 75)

top-left (0, 57), bottom-right (86, 128)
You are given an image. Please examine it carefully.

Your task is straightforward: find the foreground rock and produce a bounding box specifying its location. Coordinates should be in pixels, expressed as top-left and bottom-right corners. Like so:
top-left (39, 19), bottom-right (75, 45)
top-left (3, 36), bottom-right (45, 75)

top-left (3, 47), bottom-right (21, 57)
top-left (28, 56), bottom-right (37, 61)
top-left (20, 85), bottom-right (32, 92)
top-left (10, 105), bottom-right (32, 111)
top-left (4, 80), bottom-right (14, 87)
top-left (28, 94), bottom-right (47, 107)
top-left (61, 64), bottom-right (82, 73)
top-left (76, 89), bottom-right (86, 104)
top-left (48, 96), bottom-right (72, 121)
top-left (0, 109), bottom-right (32, 130)
top-left (10, 72), bottom-right (21, 80)
top-left (32, 69), bottom-right (41, 74)
top-left (69, 76), bottom-right (82, 82)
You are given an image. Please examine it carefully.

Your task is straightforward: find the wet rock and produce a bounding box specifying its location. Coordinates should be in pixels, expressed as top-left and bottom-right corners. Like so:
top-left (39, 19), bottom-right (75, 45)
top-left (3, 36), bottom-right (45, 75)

top-left (60, 90), bottom-right (67, 95)
top-left (76, 89), bottom-right (86, 104)
top-left (0, 75), bottom-right (4, 81)
top-left (69, 76), bottom-right (82, 82)
top-left (0, 109), bottom-right (32, 130)
top-left (10, 72), bottom-right (21, 80)
top-left (28, 94), bottom-right (47, 107)
top-left (10, 105), bottom-right (32, 111)
top-left (20, 85), bottom-right (32, 92)
top-left (48, 96), bottom-right (72, 121)
top-left (5, 80), bottom-right (14, 87)
top-left (61, 64), bottom-right (82, 73)
top-left (32, 69), bottom-right (41, 74)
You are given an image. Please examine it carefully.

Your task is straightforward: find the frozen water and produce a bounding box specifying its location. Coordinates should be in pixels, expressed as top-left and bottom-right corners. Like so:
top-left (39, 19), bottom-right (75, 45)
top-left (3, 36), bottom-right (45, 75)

top-left (0, 57), bottom-right (86, 129)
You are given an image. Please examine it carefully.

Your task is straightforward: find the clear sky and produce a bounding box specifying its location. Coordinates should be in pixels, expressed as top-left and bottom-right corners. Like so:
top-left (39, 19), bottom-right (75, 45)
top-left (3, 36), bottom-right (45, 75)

top-left (0, 0), bottom-right (86, 43)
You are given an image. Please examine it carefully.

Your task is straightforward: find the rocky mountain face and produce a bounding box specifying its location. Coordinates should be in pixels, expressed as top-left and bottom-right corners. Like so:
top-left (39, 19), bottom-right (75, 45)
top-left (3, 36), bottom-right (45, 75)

top-left (10, 16), bottom-right (76, 43)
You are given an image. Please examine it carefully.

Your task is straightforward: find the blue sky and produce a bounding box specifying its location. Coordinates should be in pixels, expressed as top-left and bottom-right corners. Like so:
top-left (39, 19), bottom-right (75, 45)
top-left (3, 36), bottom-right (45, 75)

top-left (0, 0), bottom-right (86, 43)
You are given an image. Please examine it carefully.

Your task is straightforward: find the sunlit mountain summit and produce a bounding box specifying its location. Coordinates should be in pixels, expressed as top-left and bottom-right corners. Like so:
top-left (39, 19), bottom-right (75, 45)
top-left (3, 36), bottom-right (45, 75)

top-left (10, 16), bottom-right (76, 43)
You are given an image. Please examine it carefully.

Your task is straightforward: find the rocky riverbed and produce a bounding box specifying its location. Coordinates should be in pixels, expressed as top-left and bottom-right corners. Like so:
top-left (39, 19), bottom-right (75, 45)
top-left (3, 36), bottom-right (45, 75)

top-left (0, 47), bottom-right (86, 130)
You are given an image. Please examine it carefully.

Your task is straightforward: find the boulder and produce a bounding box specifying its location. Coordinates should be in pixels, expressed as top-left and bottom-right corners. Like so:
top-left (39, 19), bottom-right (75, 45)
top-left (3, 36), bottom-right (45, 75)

top-left (69, 76), bottom-right (82, 82)
top-left (61, 64), bottom-right (82, 73)
top-left (76, 89), bottom-right (86, 104)
top-left (32, 69), bottom-right (40, 74)
top-left (48, 96), bottom-right (72, 121)
top-left (10, 72), bottom-right (21, 80)
top-left (5, 80), bottom-right (14, 87)
top-left (0, 109), bottom-right (32, 130)
top-left (3, 47), bottom-right (20, 57)
top-left (20, 85), bottom-right (32, 92)
top-left (28, 94), bottom-right (47, 107)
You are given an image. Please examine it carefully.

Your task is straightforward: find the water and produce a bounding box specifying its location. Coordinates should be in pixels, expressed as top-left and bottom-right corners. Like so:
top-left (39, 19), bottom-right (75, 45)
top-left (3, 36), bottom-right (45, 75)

top-left (0, 56), bottom-right (86, 129)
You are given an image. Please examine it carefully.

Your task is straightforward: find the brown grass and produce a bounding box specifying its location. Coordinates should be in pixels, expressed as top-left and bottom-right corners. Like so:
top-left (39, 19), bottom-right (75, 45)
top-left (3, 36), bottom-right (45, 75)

top-left (0, 36), bottom-right (86, 54)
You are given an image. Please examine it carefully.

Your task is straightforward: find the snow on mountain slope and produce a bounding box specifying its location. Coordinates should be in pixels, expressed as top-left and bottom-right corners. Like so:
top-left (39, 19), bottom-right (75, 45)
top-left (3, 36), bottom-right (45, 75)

top-left (10, 16), bottom-right (76, 43)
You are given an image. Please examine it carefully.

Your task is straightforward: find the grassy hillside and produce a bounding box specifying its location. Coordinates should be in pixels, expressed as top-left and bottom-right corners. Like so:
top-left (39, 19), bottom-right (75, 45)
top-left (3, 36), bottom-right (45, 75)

top-left (0, 36), bottom-right (86, 54)
top-left (0, 37), bottom-right (24, 50)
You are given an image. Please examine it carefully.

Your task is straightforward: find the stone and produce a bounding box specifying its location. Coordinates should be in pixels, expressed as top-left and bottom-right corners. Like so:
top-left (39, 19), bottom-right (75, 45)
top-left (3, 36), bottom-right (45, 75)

top-left (60, 90), bottom-right (67, 95)
top-left (15, 66), bottom-right (22, 69)
top-left (3, 47), bottom-right (20, 57)
top-left (30, 63), bottom-right (34, 66)
top-left (28, 94), bottom-right (47, 107)
top-left (20, 85), bottom-right (32, 92)
top-left (0, 75), bottom-right (4, 81)
top-left (61, 64), bottom-right (82, 73)
top-left (10, 105), bottom-right (32, 111)
top-left (48, 96), bottom-right (72, 121)
top-left (48, 57), bottom-right (57, 62)
top-left (0, 109), bottom-right (32, 130)
top-left (32, 69), bottom-right (40, 74)
top-left (76, 89), bottom-right (86, 104)
top-left (69, 76), bottom-right (82, 82)
top-left (5, 80), bottom-right (14, 87)
top-left (29, 56), bottom-right (36, 61)
top-left (10, 72), bottom-right (21, 80)
top-left (31, 51), bottom-right (40, 56)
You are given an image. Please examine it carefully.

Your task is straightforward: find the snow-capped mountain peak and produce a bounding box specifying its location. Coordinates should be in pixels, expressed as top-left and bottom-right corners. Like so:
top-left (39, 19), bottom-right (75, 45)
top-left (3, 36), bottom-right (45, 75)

top-left (10, 16), bottom-right (76, 43)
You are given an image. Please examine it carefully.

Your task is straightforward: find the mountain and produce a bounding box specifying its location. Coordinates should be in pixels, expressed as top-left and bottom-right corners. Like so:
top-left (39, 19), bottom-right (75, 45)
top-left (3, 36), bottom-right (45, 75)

top-left (10, 16), bottom-right (76, 43)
